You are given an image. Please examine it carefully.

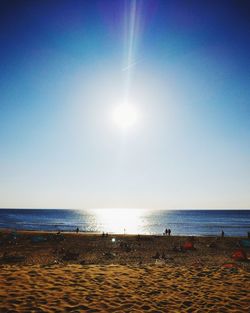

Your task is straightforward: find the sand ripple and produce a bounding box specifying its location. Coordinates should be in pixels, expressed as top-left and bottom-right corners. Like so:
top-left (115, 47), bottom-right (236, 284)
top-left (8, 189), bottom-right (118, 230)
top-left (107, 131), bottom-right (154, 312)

top-left (0, 264), bottom-right (249, 312)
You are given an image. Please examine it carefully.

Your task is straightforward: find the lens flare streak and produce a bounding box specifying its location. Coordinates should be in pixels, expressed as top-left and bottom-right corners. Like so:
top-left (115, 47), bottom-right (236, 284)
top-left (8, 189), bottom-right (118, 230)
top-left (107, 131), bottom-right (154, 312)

top-left (123, 0), bottom-right (142, 103)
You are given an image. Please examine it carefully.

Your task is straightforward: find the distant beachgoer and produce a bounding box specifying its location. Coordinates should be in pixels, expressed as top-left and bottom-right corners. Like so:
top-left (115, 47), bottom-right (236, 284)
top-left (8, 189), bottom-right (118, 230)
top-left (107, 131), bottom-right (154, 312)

top-left (102, 232), bottom-right (105, 237)
top-left (168, 229), bottom-right (171, 236)
top-left (165, 228), bottom-right (168, 236)
top-left (76, 227), bottom-right (79, 234)
top-left (221, 230), bottom-right (224, 238)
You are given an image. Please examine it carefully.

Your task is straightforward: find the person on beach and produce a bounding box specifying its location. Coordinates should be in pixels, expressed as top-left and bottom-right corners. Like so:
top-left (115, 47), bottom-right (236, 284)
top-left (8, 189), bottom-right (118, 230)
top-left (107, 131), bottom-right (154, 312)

top-left (221, 230), bottom-right (224, 238)
top-left (168, 229), bottom-right (171, 236)
top-left (165, 228), bottom-right (168, 236)
top-left (76, 227), bottom-right (79, 234)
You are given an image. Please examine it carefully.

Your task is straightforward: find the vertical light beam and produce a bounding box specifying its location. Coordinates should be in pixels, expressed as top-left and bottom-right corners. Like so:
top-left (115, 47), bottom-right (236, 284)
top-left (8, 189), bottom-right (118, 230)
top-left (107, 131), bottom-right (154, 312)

top-left (123, 0), bottom-right (142, 104)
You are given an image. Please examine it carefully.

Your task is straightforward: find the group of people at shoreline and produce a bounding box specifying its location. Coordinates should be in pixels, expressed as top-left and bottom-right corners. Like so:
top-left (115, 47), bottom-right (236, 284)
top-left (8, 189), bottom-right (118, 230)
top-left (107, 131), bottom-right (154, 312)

top-left (72, 227), bottom-right (229, 238)
top-left (73, 226), bottom-right (230, 238)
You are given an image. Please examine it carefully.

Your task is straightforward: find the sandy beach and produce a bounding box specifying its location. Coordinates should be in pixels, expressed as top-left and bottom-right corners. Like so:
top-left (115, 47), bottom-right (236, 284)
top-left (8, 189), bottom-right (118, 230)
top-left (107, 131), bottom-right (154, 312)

top-left (0, 231), bottom-right (249, 312)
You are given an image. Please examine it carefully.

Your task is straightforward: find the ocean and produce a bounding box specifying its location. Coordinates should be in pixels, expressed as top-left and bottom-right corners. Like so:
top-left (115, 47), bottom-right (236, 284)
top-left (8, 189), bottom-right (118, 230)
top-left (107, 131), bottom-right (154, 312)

top-left (0, 209), bottom-right (249, 236)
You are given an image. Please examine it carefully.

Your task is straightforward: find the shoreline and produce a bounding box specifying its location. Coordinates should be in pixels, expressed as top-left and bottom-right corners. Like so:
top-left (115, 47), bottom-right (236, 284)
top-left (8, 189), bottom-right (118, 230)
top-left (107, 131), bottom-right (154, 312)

top-left (1, 227), bottom-right (249, 238)
top-left (1, 228), bottom-right (249, 238)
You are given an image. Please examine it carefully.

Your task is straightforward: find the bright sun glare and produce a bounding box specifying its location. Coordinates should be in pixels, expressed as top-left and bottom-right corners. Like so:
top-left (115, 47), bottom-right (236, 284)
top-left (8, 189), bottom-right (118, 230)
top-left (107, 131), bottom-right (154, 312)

top-left (113, 105), bottom-right (138, 130)
top-left (91, 208), bottom-right (146, 234)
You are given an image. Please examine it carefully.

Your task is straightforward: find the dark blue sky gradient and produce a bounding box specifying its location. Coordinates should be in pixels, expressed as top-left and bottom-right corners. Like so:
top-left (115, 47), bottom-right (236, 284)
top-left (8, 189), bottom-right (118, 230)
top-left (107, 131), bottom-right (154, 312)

top-left (0, 0), bottom-right (249, 208)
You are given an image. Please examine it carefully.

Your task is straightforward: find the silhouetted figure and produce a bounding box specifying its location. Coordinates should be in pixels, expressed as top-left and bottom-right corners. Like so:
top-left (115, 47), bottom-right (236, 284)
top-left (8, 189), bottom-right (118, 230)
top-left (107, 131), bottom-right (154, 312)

top-left (221, 230), bottom-right (224, 238)
top-left (168, 229), bottom-right (171, 236)
top-left (76, 227), bottom-right (79, 234)
top-left (165, 228), bottom-right (168, 236)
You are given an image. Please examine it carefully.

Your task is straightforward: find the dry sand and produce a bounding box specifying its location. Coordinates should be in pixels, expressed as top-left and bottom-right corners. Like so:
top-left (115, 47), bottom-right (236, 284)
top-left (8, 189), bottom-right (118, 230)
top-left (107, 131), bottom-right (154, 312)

top-left (0, 231), bottom-right (249, 312)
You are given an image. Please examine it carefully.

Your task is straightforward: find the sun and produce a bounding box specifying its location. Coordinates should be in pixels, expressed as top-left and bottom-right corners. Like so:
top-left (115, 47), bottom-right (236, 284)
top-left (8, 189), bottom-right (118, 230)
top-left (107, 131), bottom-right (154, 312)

top-left (112, 104), bottom-right (138, 130)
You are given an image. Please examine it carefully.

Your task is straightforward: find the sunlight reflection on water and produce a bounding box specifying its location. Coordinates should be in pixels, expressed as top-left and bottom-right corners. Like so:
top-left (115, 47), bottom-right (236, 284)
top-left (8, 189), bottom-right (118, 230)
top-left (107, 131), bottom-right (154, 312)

top-left (89, 208), bottom-right (151, 234)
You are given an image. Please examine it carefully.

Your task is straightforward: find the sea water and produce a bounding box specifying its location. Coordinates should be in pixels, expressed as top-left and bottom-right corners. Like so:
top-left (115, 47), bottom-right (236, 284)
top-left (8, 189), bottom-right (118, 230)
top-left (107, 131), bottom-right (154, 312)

top-left (0, 208), bottom-right (249, 236)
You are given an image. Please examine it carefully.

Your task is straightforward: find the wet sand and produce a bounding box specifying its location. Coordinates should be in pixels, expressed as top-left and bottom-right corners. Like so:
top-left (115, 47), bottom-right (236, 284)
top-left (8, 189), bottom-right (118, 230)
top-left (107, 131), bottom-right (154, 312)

top-left (0, 230), bottom-right (249, 312)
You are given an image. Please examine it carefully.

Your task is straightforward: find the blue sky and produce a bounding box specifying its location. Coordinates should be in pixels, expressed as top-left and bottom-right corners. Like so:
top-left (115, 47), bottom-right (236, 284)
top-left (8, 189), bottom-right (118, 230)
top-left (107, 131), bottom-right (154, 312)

top-left (0, 0), bottom-right (249, 208)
